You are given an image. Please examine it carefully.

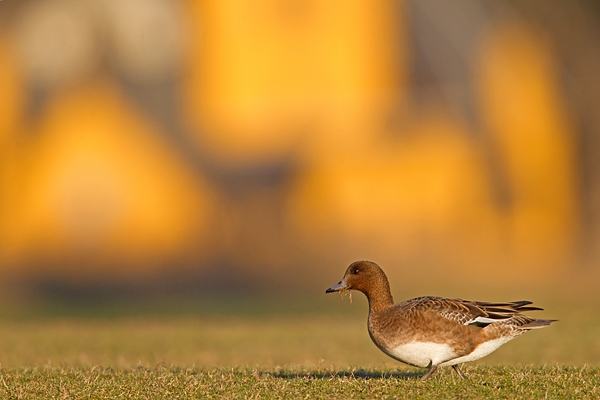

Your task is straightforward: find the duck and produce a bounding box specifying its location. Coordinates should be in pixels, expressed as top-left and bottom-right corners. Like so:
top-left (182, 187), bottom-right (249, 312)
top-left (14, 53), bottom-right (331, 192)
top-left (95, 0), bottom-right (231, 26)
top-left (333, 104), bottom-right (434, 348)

top-left (326, 260), bottom-right (556, 380)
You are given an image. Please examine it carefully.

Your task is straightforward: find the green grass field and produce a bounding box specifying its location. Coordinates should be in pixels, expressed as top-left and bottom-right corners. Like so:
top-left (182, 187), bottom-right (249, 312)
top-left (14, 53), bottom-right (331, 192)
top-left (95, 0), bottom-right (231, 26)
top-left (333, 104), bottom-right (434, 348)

top-left (0, 289), bottom-right (598, 399)
top-left (2, 365), bottom-right (598, 399)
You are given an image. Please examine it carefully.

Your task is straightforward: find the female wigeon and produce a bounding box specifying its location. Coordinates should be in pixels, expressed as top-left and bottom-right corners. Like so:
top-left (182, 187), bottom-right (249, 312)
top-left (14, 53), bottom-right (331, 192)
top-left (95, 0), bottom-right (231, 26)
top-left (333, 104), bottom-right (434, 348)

top-left (326, 260), bottom-right (556, 380)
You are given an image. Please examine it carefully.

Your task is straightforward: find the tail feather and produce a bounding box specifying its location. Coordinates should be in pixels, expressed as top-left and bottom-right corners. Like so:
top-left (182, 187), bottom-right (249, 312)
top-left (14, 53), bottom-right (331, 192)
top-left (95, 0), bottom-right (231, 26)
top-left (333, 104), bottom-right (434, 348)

top-left (521, 319), bottom-right (557, 329)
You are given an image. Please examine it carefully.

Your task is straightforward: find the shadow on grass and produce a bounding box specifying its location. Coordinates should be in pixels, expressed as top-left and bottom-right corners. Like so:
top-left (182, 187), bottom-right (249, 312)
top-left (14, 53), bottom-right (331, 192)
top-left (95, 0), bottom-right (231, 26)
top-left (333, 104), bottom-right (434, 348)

top-left (268, 369), bottom-right (423, 380)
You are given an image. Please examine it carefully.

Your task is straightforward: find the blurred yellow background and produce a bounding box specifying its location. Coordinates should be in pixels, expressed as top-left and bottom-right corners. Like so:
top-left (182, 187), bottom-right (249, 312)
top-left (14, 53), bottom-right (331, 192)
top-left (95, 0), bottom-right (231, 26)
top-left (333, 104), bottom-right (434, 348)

top-left (0, 0), bottom-right (599, 302)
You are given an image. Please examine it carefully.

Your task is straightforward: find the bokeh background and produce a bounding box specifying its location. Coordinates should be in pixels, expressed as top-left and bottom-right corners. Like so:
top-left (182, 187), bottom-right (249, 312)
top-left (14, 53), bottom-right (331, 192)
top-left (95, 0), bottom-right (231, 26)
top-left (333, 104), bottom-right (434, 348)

top-left (1, 0), bottom-right (600, 309)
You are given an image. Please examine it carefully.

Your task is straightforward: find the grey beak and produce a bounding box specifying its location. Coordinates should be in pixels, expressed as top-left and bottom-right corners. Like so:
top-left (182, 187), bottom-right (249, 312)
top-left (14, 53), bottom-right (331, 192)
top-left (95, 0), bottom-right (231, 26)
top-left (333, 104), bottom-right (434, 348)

top-left (326, 280), bottom-right (349, 293)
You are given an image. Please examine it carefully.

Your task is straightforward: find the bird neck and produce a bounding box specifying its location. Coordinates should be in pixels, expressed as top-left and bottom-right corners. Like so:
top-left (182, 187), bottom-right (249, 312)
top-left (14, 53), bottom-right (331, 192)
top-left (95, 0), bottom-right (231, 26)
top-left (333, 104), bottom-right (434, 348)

top-left (364, 276), bottom-right (394, 314)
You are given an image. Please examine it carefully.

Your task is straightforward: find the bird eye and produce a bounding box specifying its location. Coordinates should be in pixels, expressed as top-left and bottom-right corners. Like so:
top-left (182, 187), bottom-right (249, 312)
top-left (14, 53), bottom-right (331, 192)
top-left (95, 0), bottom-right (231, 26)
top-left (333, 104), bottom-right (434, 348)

top-left (353, 268), bottom-right (360, 274)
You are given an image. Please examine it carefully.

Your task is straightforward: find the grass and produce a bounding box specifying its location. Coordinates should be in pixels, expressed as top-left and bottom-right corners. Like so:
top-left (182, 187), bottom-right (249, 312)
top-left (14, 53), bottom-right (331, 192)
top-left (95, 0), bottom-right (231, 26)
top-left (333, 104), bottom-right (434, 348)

top-left (0, 291), bottom-right (598, 399)
top-left (1, 365), bottom-right (598, 399)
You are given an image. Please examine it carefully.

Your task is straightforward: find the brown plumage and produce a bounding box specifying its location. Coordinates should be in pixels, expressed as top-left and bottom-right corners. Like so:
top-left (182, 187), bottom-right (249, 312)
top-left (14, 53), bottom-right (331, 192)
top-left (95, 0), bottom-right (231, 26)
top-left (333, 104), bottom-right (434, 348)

top-left (326, 260), bottom-right (556, 380)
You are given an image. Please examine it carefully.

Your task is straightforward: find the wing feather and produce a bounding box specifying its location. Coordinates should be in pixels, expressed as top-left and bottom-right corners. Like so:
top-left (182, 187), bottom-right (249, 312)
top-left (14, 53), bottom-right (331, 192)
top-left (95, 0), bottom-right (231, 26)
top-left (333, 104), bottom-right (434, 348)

top-left (401, 296), bottom-right (545, 327)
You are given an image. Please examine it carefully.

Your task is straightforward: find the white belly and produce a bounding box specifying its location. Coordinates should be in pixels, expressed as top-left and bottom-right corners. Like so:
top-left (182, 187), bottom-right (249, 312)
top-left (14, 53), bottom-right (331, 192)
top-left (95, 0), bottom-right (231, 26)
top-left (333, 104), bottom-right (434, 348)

top-left (439, 337), bottom-right (512, 366)
top-left (384, 342), bottom-right (459, 368)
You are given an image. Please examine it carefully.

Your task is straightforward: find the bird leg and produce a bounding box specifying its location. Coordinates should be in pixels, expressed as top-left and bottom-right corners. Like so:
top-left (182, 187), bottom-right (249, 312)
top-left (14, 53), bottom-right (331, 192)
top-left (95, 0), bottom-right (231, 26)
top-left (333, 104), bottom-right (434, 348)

top-left (421, 360), bottom-right (438, 380)
top-left (452, 364), bottom-right (468, 379)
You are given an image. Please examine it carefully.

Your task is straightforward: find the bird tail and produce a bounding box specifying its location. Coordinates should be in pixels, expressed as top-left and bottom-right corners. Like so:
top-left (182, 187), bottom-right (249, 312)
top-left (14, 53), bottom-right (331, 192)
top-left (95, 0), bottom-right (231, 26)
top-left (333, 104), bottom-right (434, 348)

top-left (521, 319), bottom-right (557, 329)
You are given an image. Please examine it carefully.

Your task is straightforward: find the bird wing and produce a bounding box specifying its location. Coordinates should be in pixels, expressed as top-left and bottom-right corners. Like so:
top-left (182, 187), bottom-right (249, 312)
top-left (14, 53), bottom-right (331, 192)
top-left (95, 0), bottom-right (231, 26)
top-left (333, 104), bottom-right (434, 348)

top-left (401, 296), bottom-right (543, 327)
